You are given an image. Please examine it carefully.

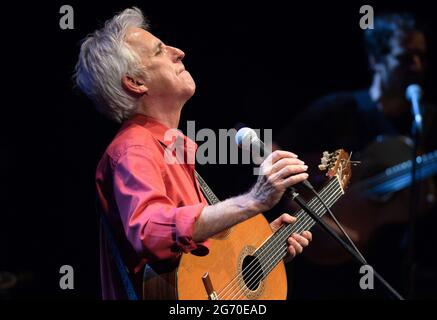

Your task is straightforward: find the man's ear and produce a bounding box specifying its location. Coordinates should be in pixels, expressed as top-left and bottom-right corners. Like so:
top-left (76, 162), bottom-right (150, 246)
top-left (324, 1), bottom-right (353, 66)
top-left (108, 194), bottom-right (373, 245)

top-left (122, 75), bottom-right (148, 95)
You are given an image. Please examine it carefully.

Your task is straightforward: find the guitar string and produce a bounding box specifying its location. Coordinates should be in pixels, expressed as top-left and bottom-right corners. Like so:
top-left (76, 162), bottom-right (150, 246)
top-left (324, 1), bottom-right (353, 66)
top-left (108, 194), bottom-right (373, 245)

top-left (217, 178), bottom-right (340, 299)
top-left (236, 163), bottom-right (352, 300)
top-left (216, 179), bottom-right (338, 299)
top-left (228, 184), bottom-right (342, 300)
top-left (226, 182), bottom-right (341, 300)
top-left (230, 186), bottom-right (342, 300)
top-left (359, 154), bottom-right (436, 190)
top-left (220, 156), bottom-right (351, 299)
top-left (366, 162), bottom-right (437, 195)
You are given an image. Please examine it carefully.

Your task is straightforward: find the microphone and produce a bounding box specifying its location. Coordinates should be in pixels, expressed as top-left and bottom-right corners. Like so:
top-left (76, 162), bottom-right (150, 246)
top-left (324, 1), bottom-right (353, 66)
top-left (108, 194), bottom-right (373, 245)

top-left (235, 127), bottom-right (263, 151)
top-left (406, 84), bottom-right (424, 134)
top-left (235, 127), bottom-right (312, 190)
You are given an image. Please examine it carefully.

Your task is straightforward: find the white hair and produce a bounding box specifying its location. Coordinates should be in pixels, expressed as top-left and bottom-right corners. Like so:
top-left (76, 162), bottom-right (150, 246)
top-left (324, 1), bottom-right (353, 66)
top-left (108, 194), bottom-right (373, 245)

top-left (74, 7), bottom-right (149, 122)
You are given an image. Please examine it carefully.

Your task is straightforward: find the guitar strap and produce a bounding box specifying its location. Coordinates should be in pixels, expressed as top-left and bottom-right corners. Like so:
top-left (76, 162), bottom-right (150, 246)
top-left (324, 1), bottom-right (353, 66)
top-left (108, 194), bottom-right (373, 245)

top-left (98, 201), bottom-right (139, 300)
top-left (157, 139), bottom-right (220, 205)
top-left (194, 170), bottom-right (220, 205)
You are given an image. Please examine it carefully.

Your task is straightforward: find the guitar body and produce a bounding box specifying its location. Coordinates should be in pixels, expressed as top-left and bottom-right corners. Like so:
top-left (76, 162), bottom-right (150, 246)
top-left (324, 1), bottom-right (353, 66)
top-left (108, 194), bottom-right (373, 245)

top-left (142, 214), bottom-right (287, 300)
top-left (178, 214), bottom-right (287, 300)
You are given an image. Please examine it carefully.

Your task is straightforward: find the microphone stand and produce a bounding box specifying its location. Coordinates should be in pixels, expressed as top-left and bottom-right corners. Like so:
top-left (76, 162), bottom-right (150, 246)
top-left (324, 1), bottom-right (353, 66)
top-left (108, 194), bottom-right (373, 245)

top-left (287, 187), bottom-right (405, 300)
top-left (404, 119), bottom-right (421, 298)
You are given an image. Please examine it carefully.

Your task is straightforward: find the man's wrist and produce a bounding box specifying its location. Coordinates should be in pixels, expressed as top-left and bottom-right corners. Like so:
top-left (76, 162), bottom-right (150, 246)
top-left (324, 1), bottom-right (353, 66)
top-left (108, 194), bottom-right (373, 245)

top-left (240, 193), bottom-right (264, 215)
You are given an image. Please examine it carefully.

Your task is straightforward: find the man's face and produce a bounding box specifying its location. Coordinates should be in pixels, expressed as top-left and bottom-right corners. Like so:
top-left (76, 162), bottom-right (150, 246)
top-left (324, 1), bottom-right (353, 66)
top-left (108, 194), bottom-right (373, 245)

top-left (376, 30), bottom-right (427, 94)
top-left (125, 28), bottom-right (196, 101)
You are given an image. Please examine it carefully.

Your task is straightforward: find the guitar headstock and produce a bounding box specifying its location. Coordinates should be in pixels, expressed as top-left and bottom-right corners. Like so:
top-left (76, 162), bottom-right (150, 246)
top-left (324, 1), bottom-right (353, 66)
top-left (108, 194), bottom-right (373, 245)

top-left (318, 149), bottom-right (352, 190)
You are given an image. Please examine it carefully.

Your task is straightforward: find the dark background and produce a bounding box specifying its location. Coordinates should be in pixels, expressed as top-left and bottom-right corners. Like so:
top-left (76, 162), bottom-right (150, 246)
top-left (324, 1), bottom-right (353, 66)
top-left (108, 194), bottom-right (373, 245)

top-left (1, 0), bottom-right (436, 299)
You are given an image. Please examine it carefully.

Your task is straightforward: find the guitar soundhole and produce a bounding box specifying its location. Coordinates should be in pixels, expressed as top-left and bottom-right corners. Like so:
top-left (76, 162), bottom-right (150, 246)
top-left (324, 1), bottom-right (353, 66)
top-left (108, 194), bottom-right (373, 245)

top-left (242, 255), bottom-right (264, 291)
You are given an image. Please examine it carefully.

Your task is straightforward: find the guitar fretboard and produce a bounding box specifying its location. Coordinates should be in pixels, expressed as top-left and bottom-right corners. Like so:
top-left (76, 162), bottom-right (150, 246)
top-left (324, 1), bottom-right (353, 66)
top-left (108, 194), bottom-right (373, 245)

top-left (255, 177), bottom-right (344, 277)
top-left (361, 150), bottom-right (437, 196)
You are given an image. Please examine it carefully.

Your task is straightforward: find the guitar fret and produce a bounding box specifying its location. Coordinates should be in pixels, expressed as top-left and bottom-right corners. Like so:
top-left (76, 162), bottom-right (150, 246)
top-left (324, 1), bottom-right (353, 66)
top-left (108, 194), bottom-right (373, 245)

top-left (257, 177), bottom-right (344, 276)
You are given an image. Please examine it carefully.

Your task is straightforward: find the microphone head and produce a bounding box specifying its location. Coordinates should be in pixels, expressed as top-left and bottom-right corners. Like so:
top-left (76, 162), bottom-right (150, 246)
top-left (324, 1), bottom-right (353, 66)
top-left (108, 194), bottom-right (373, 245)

top-left (235, 127), bottom-right (259, 149)
top-left (406, 84), bottom-right (423, 101)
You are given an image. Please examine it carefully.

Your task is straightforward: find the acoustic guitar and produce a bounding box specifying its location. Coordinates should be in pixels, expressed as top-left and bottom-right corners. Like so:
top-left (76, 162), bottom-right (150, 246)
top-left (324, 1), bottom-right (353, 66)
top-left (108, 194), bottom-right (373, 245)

top-left (304, 136), bottom-right (437, 266)
top-left (142, 149), bottom-right (352, 299)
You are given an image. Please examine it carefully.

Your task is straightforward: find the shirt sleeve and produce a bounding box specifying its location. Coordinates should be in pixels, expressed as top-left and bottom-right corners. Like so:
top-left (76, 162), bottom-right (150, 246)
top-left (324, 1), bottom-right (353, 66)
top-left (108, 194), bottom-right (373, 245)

top-left (112, 145), bottom-right (208, 263)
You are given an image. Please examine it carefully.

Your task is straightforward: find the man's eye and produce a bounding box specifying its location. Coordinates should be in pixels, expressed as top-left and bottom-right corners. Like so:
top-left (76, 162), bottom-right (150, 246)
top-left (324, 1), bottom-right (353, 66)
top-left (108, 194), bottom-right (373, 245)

top-left (155, 44), bottom-right (167, 56)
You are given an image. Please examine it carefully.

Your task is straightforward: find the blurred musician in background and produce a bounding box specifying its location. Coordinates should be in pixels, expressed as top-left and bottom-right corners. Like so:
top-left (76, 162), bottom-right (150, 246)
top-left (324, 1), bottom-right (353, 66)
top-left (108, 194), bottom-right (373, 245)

top-left (276, 13), bottom-right (437, 298)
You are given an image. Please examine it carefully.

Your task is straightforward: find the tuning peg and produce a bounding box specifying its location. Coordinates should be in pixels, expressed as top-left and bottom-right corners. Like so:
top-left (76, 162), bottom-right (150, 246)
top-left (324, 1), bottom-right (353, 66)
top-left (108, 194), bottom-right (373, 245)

top-left (321, 151), bottom-right (331, 163)
top-left (318, 164), bottom-right (328, 171)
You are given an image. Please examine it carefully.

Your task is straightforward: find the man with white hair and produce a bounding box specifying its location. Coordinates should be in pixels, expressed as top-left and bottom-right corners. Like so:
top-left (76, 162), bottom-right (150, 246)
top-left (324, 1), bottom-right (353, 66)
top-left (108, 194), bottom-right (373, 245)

top-left (75, 7), bottom-right (312, 299)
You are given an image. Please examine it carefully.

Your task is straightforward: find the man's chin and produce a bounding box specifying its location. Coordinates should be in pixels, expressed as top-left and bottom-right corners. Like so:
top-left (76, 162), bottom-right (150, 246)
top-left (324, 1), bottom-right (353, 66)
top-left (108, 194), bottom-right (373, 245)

top-left (180, 85), bottom-right (196, 103)
top-left (185, 83), bottom-right (196, 97)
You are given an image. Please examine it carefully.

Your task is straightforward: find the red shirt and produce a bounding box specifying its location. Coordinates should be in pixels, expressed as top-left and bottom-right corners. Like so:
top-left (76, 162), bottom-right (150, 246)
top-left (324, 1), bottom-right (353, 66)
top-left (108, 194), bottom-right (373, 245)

top-left (96, 114), bottom-right (209, 299)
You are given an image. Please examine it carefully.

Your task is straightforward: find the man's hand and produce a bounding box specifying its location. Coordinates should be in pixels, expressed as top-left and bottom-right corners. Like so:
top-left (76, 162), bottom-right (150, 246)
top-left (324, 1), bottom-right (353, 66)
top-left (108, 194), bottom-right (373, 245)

top-left (270, 213), bottom-right (312, 262)
top-left (194, 151), bottom-right (308, 243)
top-left (249, 150), bottom-right (308, 212)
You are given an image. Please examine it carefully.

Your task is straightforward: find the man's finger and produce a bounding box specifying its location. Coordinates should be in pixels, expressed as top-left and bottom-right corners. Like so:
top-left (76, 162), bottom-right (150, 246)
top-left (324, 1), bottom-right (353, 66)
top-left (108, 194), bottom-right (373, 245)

top-left (292, 234), bottom-right (309, 247)
top-left (288, 237), bottom-right (303, 254)
top-left (270, 158), bottom-right (305, 174)
top-left (281, 172), bottom-right (309, 188)
top-left (279, 213), bottom-right (296, 224)
top-left (267, 150), bottom-right (299, 165)
top-left (287, 245), bottom-right (296, 258)
top-left (301, 231), bottom-right (312, 241)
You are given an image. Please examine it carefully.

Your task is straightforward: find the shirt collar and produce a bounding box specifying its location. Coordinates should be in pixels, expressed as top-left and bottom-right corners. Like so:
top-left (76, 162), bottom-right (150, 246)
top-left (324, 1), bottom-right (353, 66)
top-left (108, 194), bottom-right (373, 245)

top-left (124, 113), bottom-right (197, 149)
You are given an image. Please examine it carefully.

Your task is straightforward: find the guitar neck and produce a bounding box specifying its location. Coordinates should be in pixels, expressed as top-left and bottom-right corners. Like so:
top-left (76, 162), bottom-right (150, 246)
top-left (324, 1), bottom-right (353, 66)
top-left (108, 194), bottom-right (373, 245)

top-left (255, 177), bottom-right (344, 276)
top-left (360, 149), bottom-right (437, 196)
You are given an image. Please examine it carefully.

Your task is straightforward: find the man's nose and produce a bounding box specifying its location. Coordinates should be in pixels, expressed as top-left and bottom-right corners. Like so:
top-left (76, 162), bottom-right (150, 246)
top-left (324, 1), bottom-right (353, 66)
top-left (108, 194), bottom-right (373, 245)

top-left (411, 54), bottom-right (424, 73)
top-left (168, 46), bottom-right (185, 62)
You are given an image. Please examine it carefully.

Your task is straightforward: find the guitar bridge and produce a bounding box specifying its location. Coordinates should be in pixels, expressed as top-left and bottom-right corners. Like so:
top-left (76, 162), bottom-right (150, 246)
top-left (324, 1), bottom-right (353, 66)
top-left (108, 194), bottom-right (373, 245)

top-left (202, 272), bottom-right (218, 300)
